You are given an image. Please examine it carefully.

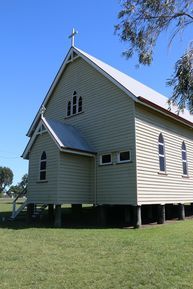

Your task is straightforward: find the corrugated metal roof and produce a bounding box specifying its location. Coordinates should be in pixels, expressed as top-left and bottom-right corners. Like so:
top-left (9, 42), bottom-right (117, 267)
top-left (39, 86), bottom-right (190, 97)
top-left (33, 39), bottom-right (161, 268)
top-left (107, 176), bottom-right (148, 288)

top-left (75, 47), bottom-right (193, 124)
top-left (45, 118), bottom-right (95, 154)
top-left (27, 46), bottom-right (193, 137)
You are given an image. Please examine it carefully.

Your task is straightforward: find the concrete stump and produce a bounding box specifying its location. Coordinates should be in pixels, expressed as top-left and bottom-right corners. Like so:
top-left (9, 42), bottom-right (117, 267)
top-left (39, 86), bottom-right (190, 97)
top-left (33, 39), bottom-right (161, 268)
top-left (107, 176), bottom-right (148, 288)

top-left (157, 205), bottom-right (165, 224)
top-left (54, 205), bottom-right (62, 228)
top-left (124, 205), bottom-right (131, 225)
top-left (48, 204), bottom-right (54, 223)
top-left (134, 206), bottom-right (141, 229)
top-left (178, 203), bottom-right (185, 220)
top-left (98, 206), bottom-right (106, 226)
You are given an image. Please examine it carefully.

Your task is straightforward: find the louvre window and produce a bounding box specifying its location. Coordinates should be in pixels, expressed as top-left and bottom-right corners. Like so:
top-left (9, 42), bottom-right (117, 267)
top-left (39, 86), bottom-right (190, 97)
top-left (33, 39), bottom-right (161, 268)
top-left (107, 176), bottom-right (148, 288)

top-left (40, 151), bottom-right (47, 180)
top-left (158, 133), bottom-right (166, 172)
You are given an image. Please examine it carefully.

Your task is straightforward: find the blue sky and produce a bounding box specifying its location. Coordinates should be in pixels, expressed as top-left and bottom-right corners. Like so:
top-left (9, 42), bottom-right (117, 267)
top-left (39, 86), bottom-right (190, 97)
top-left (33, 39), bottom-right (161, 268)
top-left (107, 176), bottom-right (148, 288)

top-left (0, 0), bottom-right (192, 185)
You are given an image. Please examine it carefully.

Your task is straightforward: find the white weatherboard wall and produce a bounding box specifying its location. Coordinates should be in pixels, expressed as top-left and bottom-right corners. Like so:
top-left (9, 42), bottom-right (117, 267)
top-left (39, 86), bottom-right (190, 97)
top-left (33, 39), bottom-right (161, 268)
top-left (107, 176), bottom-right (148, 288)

top-left (44, 57), bottom-right (137, 205)
top-left (28, 132), bottom-right (60, 203)
top-left (58, 152), bottom-right (95, 204)
top-left (135, 104), bottom-right (193, 205)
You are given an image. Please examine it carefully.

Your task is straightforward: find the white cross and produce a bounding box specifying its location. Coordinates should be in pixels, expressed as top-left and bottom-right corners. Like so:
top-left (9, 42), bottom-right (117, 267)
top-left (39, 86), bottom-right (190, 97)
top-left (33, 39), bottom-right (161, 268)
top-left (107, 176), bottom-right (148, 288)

top-left (68, 28), bottom-right (78, 47)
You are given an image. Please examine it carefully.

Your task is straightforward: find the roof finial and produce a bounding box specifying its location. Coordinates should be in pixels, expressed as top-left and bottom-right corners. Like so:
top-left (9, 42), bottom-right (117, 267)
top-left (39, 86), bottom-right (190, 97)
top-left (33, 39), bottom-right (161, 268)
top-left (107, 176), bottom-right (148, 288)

top-left (40, 105), bottom-right (46, 118)
top-left (68, 28), bottom-right (78, 47)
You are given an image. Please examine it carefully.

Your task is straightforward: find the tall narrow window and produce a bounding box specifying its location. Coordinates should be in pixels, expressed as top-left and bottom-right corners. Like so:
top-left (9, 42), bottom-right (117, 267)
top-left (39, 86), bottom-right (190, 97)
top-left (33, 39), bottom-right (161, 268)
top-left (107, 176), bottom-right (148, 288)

top-left (78, 96), bottom-right (82, 113)
top-left (158, 133), bottom-right (166, 172)
top-left (40, 151), bottom-right (47, 180)
top-left (73, 94), bottom-right (77, 115)
top-left (182, 142), bottom-right (188, 175)
top-left (67, 101), bottom-right (71, 116)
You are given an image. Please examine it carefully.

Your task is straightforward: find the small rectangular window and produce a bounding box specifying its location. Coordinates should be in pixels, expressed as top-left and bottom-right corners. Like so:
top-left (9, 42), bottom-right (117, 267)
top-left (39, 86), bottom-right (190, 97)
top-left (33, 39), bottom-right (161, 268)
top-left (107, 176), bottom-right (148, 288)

top-left (118, 151), bottom-right (131, 163)
top-left (100, 154), bottom-right (112, 165)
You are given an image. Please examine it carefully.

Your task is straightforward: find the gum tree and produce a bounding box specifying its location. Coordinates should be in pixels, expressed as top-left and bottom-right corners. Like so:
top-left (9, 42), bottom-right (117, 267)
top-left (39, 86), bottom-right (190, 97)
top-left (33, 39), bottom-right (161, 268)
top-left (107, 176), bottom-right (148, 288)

top-left (115, 0), bottom-right (193, 111)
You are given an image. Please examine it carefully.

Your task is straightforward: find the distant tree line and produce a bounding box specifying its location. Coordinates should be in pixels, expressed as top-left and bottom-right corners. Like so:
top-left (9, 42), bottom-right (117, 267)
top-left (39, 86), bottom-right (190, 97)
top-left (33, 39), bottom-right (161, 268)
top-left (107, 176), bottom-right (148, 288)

top-left (0, 166), bottom-right (28, 197)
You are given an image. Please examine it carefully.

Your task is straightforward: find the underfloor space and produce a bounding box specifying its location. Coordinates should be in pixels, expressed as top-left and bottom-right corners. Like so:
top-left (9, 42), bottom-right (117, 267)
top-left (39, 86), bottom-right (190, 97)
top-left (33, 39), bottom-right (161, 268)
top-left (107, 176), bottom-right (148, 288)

top-left (23, 203), bottom-right (193, 228)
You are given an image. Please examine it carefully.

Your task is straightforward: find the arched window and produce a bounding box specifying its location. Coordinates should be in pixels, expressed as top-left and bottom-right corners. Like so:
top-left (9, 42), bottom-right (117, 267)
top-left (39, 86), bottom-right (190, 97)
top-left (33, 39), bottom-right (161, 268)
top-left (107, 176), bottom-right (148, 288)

top-left (67, 101), bottom-right (71, 116)
top-left (78, 96), bottom-right (82, 113)
top-left (182, 142), bottom-right (188, 175)
top-left (158, 133), bottom-right (166, 172)
top-left (66, 91), bottom-right (83, 117)
top-left (40, 151), bottom-right (47, 180)
top-left (72, 94), bottom-right (77, 115)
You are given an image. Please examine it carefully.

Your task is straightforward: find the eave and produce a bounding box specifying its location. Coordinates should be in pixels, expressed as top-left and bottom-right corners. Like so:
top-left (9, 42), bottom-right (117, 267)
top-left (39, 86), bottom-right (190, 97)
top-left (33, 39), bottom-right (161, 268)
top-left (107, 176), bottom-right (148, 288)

top-left (137, 96), bottom-right (193, 129)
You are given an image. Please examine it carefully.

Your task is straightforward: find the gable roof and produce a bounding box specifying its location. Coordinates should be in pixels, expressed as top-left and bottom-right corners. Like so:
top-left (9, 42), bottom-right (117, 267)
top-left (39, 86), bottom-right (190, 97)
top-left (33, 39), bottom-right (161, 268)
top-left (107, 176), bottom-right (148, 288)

top-left (22, 117), bottom-right (96, 159)
top-left (27, 46), bottom-right (193, 137)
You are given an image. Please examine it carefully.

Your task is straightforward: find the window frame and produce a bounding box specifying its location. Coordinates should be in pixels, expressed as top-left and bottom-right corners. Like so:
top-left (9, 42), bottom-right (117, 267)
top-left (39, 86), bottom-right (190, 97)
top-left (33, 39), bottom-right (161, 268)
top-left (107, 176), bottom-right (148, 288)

top-left (39, 151), bottom-right (47, 181)
top-left (78, 96), bottom-right (83, 113)
top-left (66, 91), bottom-right (83, 118)
top-left (117, 150), bottom-right (131, 164)
top-left (182, 141), bottom-right (188, 176)
top-left (72, 94), bottom-right (77, 115)
top-left (100, 153), bottom-right (112, 165)
top-left (158, 133), bottom-right (166, 173)
top-left (67, 101), bottom-right (71, 117)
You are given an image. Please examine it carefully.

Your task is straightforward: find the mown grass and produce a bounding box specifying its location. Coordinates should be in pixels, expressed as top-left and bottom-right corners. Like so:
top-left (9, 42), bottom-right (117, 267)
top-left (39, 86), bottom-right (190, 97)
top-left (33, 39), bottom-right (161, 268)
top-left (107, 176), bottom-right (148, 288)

top-left (1, 200), bottom-right (193, 289)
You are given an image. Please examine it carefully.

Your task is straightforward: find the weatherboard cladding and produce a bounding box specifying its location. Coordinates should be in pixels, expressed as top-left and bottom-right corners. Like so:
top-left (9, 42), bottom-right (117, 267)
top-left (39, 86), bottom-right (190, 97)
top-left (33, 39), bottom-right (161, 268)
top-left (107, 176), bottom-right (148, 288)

top-left (135, 104), bottom-right (193, 205)
top-left (27, 46), bottom-right (193, 138)
top-left (44, 56), bottom-right (137, 205)
top-left (27, 132), bottom-right (60, 203)
top-left (26, 46), bottom-right (193, 207)
top-left (58, 152), bottom-right (95, 204)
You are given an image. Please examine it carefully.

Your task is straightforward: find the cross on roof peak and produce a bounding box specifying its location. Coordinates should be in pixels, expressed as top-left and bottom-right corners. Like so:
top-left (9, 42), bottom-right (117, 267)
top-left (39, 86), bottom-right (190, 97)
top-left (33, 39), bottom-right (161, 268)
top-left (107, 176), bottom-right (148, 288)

top-left (68, 28), bottom-right (78, 47)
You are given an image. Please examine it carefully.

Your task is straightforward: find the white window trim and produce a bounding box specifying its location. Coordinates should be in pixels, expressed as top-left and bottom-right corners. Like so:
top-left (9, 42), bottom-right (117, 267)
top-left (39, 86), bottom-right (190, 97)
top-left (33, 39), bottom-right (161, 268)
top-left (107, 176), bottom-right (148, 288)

top-left (182, 145), bottom-right (188, 176)
top-left (67, 101), bottom-right (71, 117)
top-left (158, 140), bottom-right (166, 172)
top-left (66, 92), bottom-right (83, 118)
top-left (39, 152), bottom-right (47, 181)
top-left (100, 153), bottom-right (112, 165)
top-left (117, 151), bottom-right (131, 163)
top-left (72, 94), bottom-right (77, 115)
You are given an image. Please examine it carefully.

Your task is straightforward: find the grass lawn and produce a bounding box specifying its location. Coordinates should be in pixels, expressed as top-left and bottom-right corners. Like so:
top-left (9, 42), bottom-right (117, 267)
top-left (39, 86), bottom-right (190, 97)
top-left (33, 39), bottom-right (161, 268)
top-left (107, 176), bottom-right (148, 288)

top-left (1, 200), bottom-right (193, 289)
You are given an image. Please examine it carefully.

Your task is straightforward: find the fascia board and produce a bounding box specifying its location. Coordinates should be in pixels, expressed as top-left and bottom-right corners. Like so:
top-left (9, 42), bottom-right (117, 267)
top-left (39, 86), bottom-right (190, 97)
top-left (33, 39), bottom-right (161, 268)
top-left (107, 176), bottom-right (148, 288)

top-left (26, 47), bottom-right (75, 137)
top-left (22, 120), bottom-right (44, 159)
top-left (26, 46), bottom-right (137, 137)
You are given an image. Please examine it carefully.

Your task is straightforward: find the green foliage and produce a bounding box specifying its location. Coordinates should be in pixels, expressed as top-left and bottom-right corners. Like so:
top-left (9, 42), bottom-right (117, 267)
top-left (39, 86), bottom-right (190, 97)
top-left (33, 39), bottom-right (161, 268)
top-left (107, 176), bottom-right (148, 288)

top-left (167, 44), bottom-right (193, 112)
top-left (0, 167), bottom-right (13, 193)
top-left (115, 0), bottom-right (193, 65)
top-left (115, 0), bottom-right (193, 111)
top-left (9, 174), bottom-right (28, 197)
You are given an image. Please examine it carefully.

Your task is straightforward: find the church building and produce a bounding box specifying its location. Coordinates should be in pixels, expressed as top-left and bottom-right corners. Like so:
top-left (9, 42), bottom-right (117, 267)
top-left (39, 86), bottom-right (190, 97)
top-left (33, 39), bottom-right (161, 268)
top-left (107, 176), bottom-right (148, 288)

top-left (19, 38), bottom-right (193, 227)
